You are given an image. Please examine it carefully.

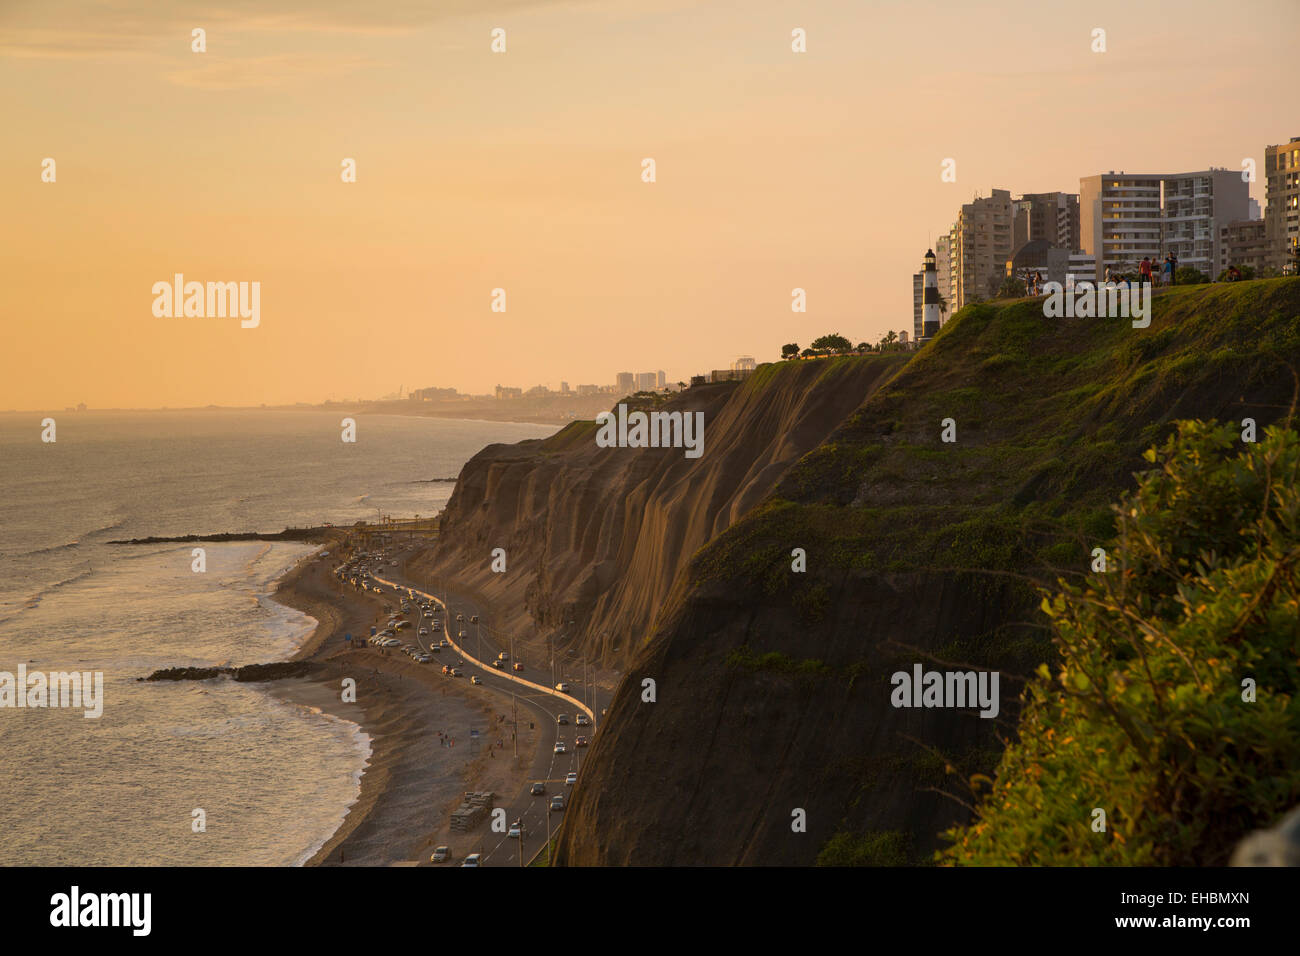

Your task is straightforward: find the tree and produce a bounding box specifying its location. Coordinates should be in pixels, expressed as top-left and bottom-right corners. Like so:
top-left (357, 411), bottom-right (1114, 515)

top-left (996, 276), bottom-right (1026, 299)
top-left (936, 292), bottom-right (949, 324)
top-left (856, 342), bottom-right (871, 354)
top-left (877, 330), bottom-right (898, 351)
top-left (1174, 266), bottom-right (1209, 285)
top-left (811, 333), bottom-right (852, 353)
top-left (941, 420), bottom-right (1300, 866)
top-left (781, 343), bottom-right (800, 360)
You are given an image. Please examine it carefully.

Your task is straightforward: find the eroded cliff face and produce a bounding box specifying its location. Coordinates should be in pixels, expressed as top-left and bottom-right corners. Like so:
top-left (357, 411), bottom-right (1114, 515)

top-left (408, 355), bottom-right (909, 669)
top-left (552, 280), bottom-right (1300, 866)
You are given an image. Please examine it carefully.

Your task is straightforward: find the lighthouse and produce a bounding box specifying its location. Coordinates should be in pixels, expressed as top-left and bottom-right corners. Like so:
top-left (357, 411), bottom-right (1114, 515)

top-left (919, 249), bottom-right (941, 343)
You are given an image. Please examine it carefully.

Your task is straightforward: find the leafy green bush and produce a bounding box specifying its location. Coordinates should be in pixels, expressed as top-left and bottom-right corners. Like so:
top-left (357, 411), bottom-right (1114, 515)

top-left (941, 419), bottom-right (1300, 865)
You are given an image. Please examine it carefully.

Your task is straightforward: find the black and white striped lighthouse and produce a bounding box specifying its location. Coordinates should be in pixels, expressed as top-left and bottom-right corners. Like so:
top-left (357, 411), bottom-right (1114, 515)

top-left (919, 249), bottom-right (941, 343)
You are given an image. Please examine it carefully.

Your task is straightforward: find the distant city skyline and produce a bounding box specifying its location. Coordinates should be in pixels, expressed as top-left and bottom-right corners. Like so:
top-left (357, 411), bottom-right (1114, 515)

top-left (3, 0), bottom-right (1296, 409)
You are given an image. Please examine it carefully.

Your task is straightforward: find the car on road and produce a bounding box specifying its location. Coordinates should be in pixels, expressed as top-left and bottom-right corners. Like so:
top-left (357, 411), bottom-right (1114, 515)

top-left (565, 772), bottom-right (577, 786)
top-left (554, 741), bottom-right (566, 754)
top-left (575, 714), bottom-right (590, 727)
top-left (456, 613), bottom-right (464, 622)
top-left (418, 627), bottom-right (429, 636)
top-left (508, 821), bottom-right (525, 839)
top-left (555, 682), bottom-right (570, 692)
top-left (439, 639), bottom-right (449, 648)
top-left (497, 652), bottom-right (509, 662)
top-left (550, 795), bottom-right (565, 812)
top-left (450, 668), bottom-right (462, 677)
top-left (557, 714), bottom-right (569, 725)
top-left (431, 846), bottom-right (449, 863)
top-left (530, 782), bottom-right (546, 796)
top-left (491, 660), bottom-right (504, 669)
top-left (470, 676), bottom-right (481, 685)
top-left (575, 736), bottom-right (588, 747)
top-left (470, 615), bottom-right (479, 623)
top-left (458, 631), bottom-right (467, 639)
top-left (512, 663), bottom-right (524, 672)
top-left (461, 853), bottom-right (481, 867)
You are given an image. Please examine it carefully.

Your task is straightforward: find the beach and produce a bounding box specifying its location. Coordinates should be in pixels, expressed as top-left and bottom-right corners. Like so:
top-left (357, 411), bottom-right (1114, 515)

top-left (272, 551), bottom-right (543, 865)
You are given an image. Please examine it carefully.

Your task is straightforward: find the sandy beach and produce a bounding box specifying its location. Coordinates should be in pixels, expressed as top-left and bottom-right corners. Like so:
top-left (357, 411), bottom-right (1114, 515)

top-left (271, 551), bottom-right (543, 866)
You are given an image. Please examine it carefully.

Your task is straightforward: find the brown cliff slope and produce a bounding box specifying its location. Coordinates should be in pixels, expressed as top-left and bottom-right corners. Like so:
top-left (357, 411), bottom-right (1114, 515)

top-left (408, 355), bottom-right (910, 667)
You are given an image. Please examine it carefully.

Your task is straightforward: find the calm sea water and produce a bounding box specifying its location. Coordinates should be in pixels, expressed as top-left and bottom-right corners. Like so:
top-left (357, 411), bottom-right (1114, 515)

top-left (0, 410), bottom-right (552, 865)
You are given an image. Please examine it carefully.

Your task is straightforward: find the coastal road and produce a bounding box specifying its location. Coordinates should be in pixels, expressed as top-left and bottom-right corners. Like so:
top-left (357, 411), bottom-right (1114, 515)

top-left (362, 547), bottom-right (607, 866)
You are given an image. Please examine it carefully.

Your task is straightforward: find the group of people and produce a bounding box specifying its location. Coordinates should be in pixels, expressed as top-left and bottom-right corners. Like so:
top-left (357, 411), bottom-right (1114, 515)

top-left (1106, 253), bottom-right (1180, 288)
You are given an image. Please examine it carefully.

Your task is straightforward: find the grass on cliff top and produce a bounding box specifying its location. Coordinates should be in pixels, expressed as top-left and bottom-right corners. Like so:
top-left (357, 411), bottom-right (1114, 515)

top-left (694, 278), bottom-right (1300, 603)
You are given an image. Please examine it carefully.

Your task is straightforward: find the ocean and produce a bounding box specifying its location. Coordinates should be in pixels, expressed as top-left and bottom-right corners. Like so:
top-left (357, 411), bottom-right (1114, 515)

top-left (0, 409), bottom-right (553, 865)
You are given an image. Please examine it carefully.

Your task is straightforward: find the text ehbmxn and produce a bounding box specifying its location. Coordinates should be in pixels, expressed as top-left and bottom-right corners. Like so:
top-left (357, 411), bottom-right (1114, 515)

top-left (152, 273), bottom-right (260, 328)
top-left (595, 402), bottom-right (705, 459)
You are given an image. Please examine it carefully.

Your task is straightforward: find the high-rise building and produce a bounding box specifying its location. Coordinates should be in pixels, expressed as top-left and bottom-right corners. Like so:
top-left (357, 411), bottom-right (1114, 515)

top-left (919, 250), bottom-right (941, 343)
top-left (1017, 192), bottom-right (1081, 253)
top-left (732, 356), bottom-right (756, 373)
top-left (1080, 173), bottom-right (1163, 280)
top-left (934, 235), bottom-right (951, 325)
top-left (1219, 220), bottom-right (1270, 274)
top-left (656, 370), bottom-right (667, 388)
top-left (635, 371), bottom-right (657, 391)
top-left (952, 189), bottom-right (1015, 309)
top-left (1161, 169), bottom-right (1249, 279)
top-left (616, 372), bottom-right (635, 393)
top-left (912, 270), bottom-right (923, 342)
top-left (1265, 137), bottom-right (1300, 274)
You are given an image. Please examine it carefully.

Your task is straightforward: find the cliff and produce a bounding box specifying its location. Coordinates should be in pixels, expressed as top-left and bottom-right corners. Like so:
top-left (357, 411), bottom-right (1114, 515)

top-left (408, 354), bottom-right (910, 668)
top-left (544, 278), bottom-right (1300, 865)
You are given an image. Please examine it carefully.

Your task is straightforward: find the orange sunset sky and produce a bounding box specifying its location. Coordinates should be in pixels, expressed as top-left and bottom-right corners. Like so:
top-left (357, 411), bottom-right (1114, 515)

top-left (2, 0), bottom-right (1296, 409)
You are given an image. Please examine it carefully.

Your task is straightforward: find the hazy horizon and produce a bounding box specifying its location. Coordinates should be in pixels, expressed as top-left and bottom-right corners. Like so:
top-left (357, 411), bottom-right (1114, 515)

top-left (3, 0), bottom-right (1296, 409)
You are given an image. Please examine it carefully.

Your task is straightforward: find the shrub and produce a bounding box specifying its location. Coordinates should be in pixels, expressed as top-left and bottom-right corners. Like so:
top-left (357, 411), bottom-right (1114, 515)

top-left (941, 419), bottom-right (1300, 865)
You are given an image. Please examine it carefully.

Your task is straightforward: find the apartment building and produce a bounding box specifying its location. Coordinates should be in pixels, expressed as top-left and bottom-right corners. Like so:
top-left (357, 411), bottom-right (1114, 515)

top-left (1017, 192), bottom-right (1081, 252)
top-left (1265, 137), bottom-right (1300, 274)
top-left (951, 188), bottom-right (1015, 309)
top-left (912, 270), bottom-right (923, 342)
top-left (1219, 219), bottom-right (1270, 274)
top-left (934, 235), bottom-right (951, 325)
top-left (1080, 173), bottom-right (1163, 280)
top-left (615, 372), bottom-right (635, 393)
top-left (1162, 169), bottom-right (1249, 279)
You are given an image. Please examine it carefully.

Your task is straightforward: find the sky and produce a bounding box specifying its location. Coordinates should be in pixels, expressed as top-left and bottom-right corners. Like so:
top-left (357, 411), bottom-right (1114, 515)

top-left (2, 0), bottom-right (1297, 409)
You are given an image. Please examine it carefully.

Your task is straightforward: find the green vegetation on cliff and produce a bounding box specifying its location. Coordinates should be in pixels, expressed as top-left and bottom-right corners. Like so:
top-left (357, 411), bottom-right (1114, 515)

top-left (942, 420), bottom-right (1300, 865)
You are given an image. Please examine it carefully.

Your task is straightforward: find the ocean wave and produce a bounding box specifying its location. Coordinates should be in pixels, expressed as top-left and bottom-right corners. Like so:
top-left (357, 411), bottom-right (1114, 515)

top-left (0, 566), bottom-right (98, 624)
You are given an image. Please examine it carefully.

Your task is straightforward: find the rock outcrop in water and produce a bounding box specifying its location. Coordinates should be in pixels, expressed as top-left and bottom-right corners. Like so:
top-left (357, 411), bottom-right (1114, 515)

top-left (141, 661), bottom-right (313, 682)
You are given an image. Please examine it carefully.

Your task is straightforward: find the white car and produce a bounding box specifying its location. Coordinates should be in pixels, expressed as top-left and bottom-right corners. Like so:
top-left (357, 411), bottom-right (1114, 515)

top-left (461, 854), bottom-right (481, 867)
top-left (507, 821), bottom-right (525, 839)
top-left (554, 741), bottom-right (566, 754)
top-left (565, 772), bottom-right (577, 786)
top-left (575, 714), bottom-right (591, 727)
